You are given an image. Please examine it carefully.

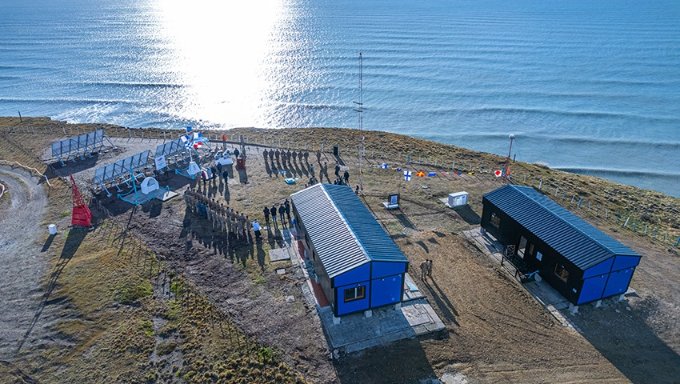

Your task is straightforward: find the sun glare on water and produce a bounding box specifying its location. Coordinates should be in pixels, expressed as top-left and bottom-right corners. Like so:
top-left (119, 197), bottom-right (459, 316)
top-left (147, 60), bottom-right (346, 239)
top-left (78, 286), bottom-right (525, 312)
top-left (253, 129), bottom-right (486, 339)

top-left (155, 0), bottom-right (288, 128)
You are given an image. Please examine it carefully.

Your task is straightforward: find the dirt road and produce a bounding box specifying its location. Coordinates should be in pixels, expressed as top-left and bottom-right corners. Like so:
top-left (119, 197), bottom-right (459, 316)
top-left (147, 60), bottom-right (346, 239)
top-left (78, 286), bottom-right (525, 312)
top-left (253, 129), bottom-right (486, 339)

top-left (0, 167), bottom-right (48, 360)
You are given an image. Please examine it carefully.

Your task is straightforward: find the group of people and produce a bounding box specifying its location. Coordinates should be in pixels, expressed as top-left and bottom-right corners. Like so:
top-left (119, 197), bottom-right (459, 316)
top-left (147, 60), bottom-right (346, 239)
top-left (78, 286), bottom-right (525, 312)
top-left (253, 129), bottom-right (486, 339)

top-left (333, 163), bottom-right (351, 185)
top-left (419, 259), bottom-right (434, 280)
top-left (263, 148), bottom-right (309, 165)
top-left (262, 200), bottom-right (292, 229)
top-left (184, 188), bottom-right (260, 243)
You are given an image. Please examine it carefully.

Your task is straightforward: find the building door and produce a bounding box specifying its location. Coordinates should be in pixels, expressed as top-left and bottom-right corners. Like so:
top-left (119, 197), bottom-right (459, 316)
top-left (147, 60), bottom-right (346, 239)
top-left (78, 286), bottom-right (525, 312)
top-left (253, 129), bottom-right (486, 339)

top-left (517, 236), bottom-right (530, 259)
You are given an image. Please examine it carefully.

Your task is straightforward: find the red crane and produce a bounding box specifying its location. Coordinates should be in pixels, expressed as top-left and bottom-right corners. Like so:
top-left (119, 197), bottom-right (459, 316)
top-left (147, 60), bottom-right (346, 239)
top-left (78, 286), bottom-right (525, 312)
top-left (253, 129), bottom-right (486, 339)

top-left (70, 175), bottom-right (92, 228)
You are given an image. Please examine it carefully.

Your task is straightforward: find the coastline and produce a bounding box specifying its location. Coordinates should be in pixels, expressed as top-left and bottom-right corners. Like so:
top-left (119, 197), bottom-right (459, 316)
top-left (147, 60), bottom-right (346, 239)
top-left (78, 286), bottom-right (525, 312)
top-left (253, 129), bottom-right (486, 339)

top-left (1, 115), bottom-right (679, 383)
top-left (1, 116), bottom-right (678, 244)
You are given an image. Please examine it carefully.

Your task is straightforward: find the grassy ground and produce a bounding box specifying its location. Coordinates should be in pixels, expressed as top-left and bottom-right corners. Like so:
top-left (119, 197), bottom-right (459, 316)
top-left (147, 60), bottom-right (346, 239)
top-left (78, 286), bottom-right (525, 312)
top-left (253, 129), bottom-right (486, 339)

top-left (0, 118), bottom-right (304, 383)
top-left (4, 117), bottom-right (676, 246)
top-left (1, 117), bottom-right (679, 383)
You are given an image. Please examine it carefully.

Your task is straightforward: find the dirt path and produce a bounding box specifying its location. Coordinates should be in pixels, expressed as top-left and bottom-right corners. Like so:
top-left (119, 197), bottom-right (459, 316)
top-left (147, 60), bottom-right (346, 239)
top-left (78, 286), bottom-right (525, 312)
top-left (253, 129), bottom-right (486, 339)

top-left (0, 167), bottom-right (48, 360)
top-left (114, 198), bottom-right (338, 384)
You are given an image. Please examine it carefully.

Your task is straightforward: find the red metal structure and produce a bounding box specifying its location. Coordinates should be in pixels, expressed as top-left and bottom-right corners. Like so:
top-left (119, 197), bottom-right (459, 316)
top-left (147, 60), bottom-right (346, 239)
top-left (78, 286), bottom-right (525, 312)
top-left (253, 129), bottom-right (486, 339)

top-left (70, 175), bottom-right (92, 228)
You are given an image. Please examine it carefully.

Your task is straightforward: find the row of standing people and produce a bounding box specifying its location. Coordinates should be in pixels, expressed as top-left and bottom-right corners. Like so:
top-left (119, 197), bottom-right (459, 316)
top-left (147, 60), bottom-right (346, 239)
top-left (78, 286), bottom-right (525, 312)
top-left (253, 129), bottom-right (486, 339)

top-left (184, 188), bottom-right (253, 244)
top-left (263, 148), bottom-right (309, 165)
top-left (263, 199), bottom-right (292, 228)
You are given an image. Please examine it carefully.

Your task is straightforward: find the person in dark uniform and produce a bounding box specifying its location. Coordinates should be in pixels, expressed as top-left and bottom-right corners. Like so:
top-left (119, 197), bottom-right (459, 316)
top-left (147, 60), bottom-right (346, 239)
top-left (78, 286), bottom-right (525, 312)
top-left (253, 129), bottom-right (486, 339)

top-left (284, 199), bottom-right (291, 223)
top-left (334, 163), bottom-right (340, 178)
top-left (343, 170), bottom-right (350, 184)
top-left (278, 204), bottom-right (286, 225)
top-left (270, 205), bottom-right (278, 227)
top-left (263, 206), bottom-right (270, 226)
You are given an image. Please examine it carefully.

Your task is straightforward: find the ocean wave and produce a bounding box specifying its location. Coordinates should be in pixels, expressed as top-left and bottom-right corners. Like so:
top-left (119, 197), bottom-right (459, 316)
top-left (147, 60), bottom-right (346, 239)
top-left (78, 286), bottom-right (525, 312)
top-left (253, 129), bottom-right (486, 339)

top-left (0, 97), bottom-right (138, 105)
top-left (555, 166), bottom-right (680, 179)
top-left (77, 81), bottom-right (185, 89)
top-left (417, 132), bottom-right (680, 151)
top-left (272, 102), bottom-right (350, 112)
top-left (423, 106), bottom-right (679, 123)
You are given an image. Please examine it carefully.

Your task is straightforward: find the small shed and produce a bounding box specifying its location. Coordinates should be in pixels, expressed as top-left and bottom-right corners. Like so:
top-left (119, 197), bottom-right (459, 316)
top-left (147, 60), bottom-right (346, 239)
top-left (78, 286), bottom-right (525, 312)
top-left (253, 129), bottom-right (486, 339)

top-left (481, 185), bottom-right (641, 305)
top-left (291, 184), bottom-right (409, 316)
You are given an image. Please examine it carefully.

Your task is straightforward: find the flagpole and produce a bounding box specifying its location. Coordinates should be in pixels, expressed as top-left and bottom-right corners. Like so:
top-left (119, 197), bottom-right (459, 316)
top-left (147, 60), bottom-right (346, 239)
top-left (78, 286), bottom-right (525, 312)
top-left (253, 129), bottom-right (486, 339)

top-left (353, 52), bottom-right (364, 194)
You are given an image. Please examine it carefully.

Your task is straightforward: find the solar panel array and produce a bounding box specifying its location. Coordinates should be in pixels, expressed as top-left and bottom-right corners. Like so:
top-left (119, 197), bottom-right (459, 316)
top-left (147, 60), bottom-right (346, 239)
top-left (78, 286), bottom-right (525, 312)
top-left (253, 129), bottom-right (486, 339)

top-left (155, 138), bottom-right (184, 157)
top-left (51, 129), bottom-right (105, 158)
top-left (93, 150), bottom-right (150, 185)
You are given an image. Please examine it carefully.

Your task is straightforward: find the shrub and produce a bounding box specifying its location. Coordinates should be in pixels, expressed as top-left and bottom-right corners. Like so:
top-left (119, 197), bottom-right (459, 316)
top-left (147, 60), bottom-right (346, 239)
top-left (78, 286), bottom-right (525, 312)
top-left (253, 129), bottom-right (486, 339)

top-left (115, 280), bottom-right (153, 305)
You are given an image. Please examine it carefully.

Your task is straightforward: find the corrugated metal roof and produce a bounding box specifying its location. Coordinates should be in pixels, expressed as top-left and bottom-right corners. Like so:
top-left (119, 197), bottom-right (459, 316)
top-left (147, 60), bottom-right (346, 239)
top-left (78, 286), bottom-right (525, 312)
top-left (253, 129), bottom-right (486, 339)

top-left (291, 184), bottom-right (408, 278)
top-left (484, 185), bottom-right (640, 270)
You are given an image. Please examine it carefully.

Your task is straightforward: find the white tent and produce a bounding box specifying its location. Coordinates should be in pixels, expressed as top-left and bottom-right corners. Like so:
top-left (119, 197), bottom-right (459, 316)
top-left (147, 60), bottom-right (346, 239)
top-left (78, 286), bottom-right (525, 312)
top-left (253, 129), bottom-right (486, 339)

top-left (187, 161), bottom-right (201, 176)
top-left (141, 177), bottom-right (160, 195)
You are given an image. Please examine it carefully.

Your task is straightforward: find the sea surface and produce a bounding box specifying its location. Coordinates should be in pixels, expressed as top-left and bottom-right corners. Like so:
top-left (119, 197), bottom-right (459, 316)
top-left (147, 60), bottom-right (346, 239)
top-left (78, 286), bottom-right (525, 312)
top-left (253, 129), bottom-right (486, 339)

top-left (1, 0), bottom-right (679, 196)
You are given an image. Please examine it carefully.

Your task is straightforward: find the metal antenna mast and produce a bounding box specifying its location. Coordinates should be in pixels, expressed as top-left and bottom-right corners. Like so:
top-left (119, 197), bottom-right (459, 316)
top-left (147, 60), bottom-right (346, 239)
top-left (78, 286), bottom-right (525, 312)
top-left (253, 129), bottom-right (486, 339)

top-left (505, 133), bottom-right (515, 181)
top-left (353, 52), bottom-right (364, 193)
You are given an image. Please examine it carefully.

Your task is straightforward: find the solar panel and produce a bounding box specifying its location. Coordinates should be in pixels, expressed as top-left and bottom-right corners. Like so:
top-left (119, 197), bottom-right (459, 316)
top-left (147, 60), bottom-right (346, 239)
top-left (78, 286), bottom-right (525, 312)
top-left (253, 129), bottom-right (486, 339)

top-left (92, 150), bottom-right (150, 186)
top-left (93, 167), bottom-right (105, 184)
top-left (50, 129), bottom-right (109, 160)
top-left (155, 139), bottom-right (184, 157)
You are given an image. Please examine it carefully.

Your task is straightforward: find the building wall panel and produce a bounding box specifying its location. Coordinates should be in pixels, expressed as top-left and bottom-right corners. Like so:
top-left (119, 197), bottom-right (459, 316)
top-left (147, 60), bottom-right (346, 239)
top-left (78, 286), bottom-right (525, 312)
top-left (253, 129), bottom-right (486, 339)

top-left (578, 274), bottom-right (608, 304)
top-left (370, 275), bottom-right (403, 308)
top-left (371, 261), bottom-right (407, 280)
top-left (583, 258), bottom-right (614, 279)
top-left (612, 255), bottom-right (641, 271)
top-left (333, 263), bottom-right (370, 288)
top-left (603, 268), bottom-right (634, 298)
top-left (336, 282), bottom-right (371, 316)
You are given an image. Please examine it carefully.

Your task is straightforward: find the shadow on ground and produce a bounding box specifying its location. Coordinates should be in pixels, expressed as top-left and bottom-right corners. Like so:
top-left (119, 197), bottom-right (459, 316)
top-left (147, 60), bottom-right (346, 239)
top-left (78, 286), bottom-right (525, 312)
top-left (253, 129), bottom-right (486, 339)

top-left (571, 297), bottom-right (680, 384)
top-left (334, 338), bottom-right (436, 384)
top-left (16, 227), bottom-right (87, 354)
top-left (453, 205), bottom-right (481, 225)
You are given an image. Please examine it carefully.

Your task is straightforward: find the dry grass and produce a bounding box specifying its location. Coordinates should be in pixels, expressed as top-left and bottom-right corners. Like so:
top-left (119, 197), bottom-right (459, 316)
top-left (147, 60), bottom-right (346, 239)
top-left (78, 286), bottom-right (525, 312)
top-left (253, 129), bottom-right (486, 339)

top-left (0, 118), bottom-right (305, 383)
top-left (1, 116), bottom-right (679, 383)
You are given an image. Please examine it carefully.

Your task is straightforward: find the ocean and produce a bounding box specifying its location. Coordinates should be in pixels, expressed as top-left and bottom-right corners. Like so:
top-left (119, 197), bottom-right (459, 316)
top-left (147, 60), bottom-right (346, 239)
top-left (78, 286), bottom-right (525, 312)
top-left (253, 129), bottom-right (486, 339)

top-left (1, 0), bottom-right (679, 196)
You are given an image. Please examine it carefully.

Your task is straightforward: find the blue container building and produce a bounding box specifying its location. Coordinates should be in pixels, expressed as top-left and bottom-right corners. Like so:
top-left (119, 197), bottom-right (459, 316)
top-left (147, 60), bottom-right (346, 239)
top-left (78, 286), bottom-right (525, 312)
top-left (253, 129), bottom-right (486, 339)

top-left (291, 184), bottom-right (409, 316)
top-left (481, 185), bottom-right (641, 305)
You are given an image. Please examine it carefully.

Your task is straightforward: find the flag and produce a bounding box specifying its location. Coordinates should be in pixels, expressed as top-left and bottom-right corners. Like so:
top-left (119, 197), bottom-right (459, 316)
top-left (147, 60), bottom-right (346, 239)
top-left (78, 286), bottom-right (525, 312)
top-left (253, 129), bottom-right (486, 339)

top-left (416, 170), bottom-right (425, 177)
top-left (193, 142), bottom-right (203, 150)
top-left (180, 135), bottom-right (189, 144)
top-left (403, 170), bottom-right (412, 181)
top-left (428, 171), bottom-right (436, 177)
top-left (494, 170), bottom-right (502, 177)
top-left (186, 126), bottom-right (193, 133)
top-left (396, 167), bottom-right (402, 172)
top-left (380, 163), bottom-right (388, 169)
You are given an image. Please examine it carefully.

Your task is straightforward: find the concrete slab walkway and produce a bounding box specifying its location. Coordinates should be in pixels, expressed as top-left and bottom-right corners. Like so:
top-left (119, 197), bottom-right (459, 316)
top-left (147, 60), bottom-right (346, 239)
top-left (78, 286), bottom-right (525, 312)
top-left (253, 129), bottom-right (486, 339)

top-left (319, 299), bottom-right (445, 355)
